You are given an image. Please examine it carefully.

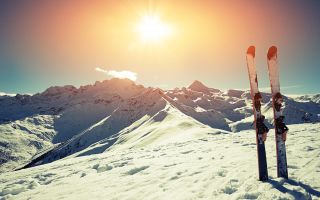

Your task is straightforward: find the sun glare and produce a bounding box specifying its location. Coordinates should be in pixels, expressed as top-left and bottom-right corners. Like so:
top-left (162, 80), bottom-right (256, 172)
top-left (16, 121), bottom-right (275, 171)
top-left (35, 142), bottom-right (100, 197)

top-left (136, 15), bottom-right (172, 42)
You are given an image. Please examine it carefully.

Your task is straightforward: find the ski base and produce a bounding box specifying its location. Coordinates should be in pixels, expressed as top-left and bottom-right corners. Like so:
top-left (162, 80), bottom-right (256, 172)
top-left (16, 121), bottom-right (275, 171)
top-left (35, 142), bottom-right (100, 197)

top-left (276, 134), bottom-right (288, 178)
top-left (257, 135), bottom-right (268, 181)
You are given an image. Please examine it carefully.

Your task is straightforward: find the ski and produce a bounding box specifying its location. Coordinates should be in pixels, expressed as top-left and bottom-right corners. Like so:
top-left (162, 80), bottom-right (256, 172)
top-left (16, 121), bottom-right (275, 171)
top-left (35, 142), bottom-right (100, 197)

top-left (246, 46), bottom-right (269, 181)
top-left (267, 46), bottom-right (289, 179)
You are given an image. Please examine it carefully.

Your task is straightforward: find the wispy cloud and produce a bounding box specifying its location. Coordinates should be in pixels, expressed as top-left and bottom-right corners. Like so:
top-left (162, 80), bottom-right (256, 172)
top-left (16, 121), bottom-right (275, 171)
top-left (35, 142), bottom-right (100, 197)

top-left (95, 67), bottom-right (108, 73)
top-left (95, 67), bottom-right (137, 81)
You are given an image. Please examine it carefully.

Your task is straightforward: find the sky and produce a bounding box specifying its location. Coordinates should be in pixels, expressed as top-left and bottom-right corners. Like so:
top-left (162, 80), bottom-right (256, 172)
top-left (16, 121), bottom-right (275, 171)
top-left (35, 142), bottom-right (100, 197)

top-left (0, 0), bottom-right (320, 94)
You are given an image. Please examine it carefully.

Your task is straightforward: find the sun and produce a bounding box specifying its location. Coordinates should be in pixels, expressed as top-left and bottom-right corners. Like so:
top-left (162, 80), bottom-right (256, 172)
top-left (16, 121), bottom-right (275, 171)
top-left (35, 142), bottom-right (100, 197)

top-left (136, 15), bottom-right (172, 42)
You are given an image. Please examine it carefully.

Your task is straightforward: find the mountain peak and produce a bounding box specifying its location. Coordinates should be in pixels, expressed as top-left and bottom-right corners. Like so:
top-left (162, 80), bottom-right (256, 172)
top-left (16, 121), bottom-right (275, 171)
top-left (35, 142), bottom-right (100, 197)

top-left (42, 85), bottom-right (77, 96)
top-left (95, 78), bottom-right (136, 87)
top-left (188, 80), bottom-right (209, 93)
top-left (90, 78), bottom-right (145, 99)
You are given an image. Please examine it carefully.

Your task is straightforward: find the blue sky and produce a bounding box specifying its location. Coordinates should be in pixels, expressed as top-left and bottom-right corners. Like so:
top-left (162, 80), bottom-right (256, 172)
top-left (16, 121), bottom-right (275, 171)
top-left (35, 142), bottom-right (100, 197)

top-left (0, 0), bottom-right (320, 95)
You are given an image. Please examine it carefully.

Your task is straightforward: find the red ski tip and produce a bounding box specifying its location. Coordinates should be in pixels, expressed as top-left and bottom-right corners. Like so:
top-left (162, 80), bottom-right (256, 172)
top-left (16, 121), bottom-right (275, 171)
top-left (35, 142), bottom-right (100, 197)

top-left (247, 46), bottom-right (255, 57)
top-left (267, 46), bottom-right (277, 60)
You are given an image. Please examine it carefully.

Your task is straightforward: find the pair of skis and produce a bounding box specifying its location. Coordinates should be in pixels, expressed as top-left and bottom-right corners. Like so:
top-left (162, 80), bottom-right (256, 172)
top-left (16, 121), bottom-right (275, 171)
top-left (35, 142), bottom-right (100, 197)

top-left (246, 46), bottom-right (288, 181)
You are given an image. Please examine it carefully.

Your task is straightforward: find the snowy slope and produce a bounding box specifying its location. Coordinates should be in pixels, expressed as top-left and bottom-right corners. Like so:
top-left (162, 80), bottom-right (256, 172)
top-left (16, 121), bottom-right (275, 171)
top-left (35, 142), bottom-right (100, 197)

top-left (0, 115), bottom-right (56, 172)
top-left (0, 79), bottom-right (319, 172)
top-left (26, 88), bottom-right (168, 166)
top-left (295, 94), bottom-right (320, 104)
top-left (0, 79), bottom-right (148, 171)
top-left (0, 123), bottom-right (319, 200)
top-left (110, 102), bottom-right (228, 150)
top-left (229, 92), bottom-right (320, 132)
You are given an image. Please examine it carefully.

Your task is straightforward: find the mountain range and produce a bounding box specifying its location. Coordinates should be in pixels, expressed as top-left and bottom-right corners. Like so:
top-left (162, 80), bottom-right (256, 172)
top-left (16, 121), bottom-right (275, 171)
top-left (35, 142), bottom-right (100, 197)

top-left (1, 78), bottom-right (319, 172)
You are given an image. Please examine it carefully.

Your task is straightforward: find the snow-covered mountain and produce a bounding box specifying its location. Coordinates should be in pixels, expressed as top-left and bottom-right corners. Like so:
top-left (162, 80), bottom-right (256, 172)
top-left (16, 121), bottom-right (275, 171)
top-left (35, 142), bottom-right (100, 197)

top-left (0, 79), bottom-right (319, 173)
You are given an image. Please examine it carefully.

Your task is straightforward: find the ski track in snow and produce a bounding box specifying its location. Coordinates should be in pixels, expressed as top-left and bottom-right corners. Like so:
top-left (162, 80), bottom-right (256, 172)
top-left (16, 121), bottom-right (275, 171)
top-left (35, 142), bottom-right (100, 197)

top-left (0, 123), bottom-right (319, 200)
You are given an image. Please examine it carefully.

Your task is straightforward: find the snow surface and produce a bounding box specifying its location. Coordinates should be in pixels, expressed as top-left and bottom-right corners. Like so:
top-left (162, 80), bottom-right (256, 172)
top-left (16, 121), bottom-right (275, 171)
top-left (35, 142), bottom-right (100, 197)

top-left (0, 123), bottom-right (319, 200)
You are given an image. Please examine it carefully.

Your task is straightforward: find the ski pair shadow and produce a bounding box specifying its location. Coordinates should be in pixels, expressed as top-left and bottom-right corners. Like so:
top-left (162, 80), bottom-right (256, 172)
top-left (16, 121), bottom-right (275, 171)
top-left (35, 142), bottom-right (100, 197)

top-left (268, 178), bottom-right (320, 199)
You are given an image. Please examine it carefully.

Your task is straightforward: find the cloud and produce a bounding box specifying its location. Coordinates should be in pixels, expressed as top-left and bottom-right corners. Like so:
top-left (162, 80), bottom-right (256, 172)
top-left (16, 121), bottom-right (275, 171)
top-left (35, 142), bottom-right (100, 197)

top-left (0, 92), bottom-right (16, 96)
top-left (95, 67), bottom-right (108, 73)
top-left (95, 67), bottom-right (137, 81)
